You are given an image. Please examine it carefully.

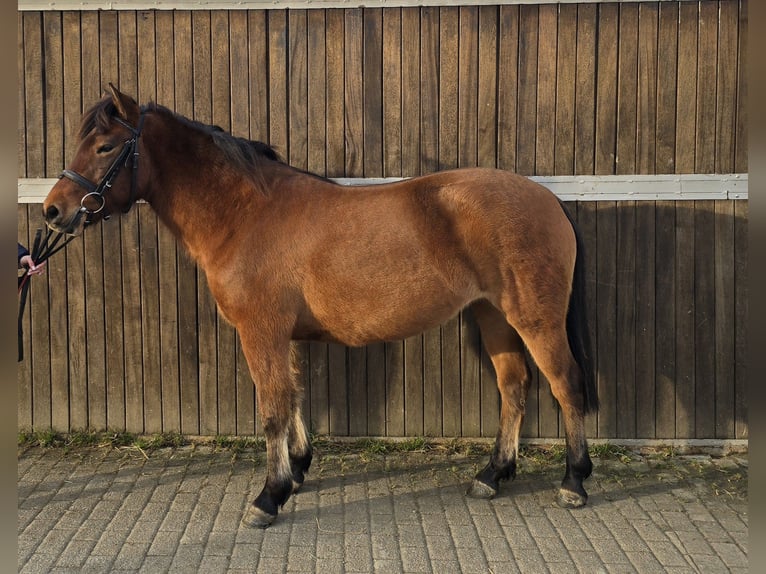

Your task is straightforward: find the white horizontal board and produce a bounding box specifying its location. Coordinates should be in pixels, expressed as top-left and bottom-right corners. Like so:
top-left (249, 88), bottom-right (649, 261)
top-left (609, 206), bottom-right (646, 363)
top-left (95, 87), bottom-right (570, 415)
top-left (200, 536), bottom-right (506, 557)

top-left (19, 173), bottom-right (748, 203)
top-left (17, 0), bottom-right (703, 11)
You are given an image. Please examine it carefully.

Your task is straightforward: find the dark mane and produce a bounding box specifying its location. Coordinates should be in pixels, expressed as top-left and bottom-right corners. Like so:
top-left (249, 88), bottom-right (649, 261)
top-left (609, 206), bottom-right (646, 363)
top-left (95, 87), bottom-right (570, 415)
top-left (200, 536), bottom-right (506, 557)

top-left (80, 96), bottom-right (309, 189)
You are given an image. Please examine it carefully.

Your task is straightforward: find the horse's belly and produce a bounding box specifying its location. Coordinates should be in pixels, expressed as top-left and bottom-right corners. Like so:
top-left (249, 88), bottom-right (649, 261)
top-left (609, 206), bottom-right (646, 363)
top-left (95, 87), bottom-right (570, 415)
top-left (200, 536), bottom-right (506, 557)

top-left (299, 272), bottom-right (481, 346)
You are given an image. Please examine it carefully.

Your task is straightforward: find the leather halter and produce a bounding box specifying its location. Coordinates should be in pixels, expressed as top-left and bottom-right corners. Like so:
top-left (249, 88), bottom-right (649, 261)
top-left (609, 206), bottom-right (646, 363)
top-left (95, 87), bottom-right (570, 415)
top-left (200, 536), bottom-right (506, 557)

top-left (59, 109), bottom-right (147, 221)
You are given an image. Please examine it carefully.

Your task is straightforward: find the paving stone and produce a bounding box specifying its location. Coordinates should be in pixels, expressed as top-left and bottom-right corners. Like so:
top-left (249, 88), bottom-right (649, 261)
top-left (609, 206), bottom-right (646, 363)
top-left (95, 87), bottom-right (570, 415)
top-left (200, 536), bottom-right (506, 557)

top-left (17, 445), bottom-right (748, 574)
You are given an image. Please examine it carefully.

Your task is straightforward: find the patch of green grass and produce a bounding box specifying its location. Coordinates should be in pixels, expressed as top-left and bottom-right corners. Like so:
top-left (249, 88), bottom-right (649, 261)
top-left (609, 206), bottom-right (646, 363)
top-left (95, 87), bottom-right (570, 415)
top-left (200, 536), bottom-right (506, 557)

top-left (18, 429), bottom-right (64, 448)
top-left (394, 437), bottom-right (429, 452)
top-left (213, 435), bottom-right (264, 453)
top-left (590, 442), bottom-right (633, 463)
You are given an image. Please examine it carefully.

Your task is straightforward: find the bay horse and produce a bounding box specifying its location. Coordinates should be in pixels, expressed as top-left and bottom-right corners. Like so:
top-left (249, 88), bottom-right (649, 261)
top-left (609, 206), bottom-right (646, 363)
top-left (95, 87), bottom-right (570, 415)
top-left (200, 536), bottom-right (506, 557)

top-left (43, 85), bottom-right (598, 528)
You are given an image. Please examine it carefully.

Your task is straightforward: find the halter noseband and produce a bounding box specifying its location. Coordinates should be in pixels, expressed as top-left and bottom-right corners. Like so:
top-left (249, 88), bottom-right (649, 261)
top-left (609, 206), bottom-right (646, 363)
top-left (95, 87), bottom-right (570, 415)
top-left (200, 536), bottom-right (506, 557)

top-left (59, 109), bottom-right (147, 220)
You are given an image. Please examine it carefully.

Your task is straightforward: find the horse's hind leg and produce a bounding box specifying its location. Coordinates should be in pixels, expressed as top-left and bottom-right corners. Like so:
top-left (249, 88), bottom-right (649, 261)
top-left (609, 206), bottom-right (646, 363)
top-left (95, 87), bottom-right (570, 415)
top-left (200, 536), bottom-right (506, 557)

top-left (467, 301), bottom-right (531, 499)
top-left (519, 326), bottom-right (593, 507)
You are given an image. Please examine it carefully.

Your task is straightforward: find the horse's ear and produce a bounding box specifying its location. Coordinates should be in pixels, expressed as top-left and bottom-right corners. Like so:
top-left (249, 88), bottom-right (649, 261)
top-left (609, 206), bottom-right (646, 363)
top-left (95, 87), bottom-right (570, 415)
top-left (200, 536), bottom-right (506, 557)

top-left (107, 83), bottom-right (139, 123)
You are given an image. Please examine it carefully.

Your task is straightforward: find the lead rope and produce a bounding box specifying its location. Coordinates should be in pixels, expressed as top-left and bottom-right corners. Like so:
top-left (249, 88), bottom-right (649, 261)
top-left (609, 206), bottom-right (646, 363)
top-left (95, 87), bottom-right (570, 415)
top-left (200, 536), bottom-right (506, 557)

top-left (18, 228), bottom-right (76, 361)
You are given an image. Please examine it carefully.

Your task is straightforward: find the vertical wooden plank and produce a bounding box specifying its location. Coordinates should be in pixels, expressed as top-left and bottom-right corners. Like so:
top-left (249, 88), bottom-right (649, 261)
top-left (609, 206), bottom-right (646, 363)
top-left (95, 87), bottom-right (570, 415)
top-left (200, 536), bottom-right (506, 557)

top-left (138, 11), bottom-right (157, 103)
top-left (248, 11), bottom-right (268, 143)
top-left (61, 11), bottom-right (80, 164)
top-left (439, 6), bottom-right (458, 172)
top-left (516, 5), bottom-right (537, 175)
top-left (497, 5), bottom-right (518, 172)
top-left (366, 337), bottom-right (385, 436)
top-left (212, 10), bottom-right (231, 132)
top-left (695, 1), bottom-right (717, 174)
top-left (656, 2), bottom-right (678, 174)
top-left (100, 11), bottom-right (126, 431)
top-left (325, 9), bottom-right (344, 176)
top-left (17, 13), bottom-right (26, 177)
top-left (118, 11), bottom-right (138, 95)
top-left (595, 3), bottom-right (618, 175)
top-left (289, 9), bottom-right (308, 170)
top-left (694, 200), bottom-right (716, 439)
top-left (458, 6), bottom-right (478, 169)
top-left (714, 200), bottom-right (735, 438)
top-left (363, 8), bottom-right (383, 177)
top-left (309, 343), bottom-right (329, 435)
top-left (229, 11), bottom-right (249, 139)
top-left (401, 7), bottom-right (420, 176)
top-left (615, 201), bottom-right (636, 438)
top-left (404, 336), bottom-right (423, 437)
top-left (674, 4), bottom-right (698, 439)
top-left (118, 12), bottom-right (144, 434)
top-left (382, 7), bottom-right (402, 176)
top-left (637, 3), bottom-right (658, 175)
top-left (535, 3), bottom-right (556, 177)
top-left (716, 0), bottom-right (738, 173)
top-left (154, 10), bottom-right (180, 433)
top-left (139, 206), bottom-right (162, 434)
top-left (308, 9), bottom-right (326, 175)
top-left (574, 3), bottom-right (596, 175)
top-left (477, 6), bottom-right (497, 169)
top-left (555, 4), bottom-right (576, 175)
top-left (734, 0), bottom-right (747, 172)
top-left (733, 200), bottom-right (747, 438)
top-left (121, 210), bottom-right (144, 434)
top-left (675, 1), bottom-right (698, 174)
top-left (616, 3), bottom-right (638, 176)
top-left (344, 8), bottom-right (363, 177)
top-left (386, 341), bottom-right (405, 437)
top-left (43, 12), bottom-right (63, 176)
top-left (655, 200), bottom-right (676, 439)
top-left (175, 12), bottom-right (199, 436)
top-left (328, 344), bottom-right (348, 436)
top-left (675, 202), bottom-right (695, 438)
top-left (48, 239), bottom-right (69, 431)
top-left (158, 221), bottom-right (181, 433)
top-left (461, 312), bottom-right (481, 437)
top-left (420, 6), bottom-right (438, 175)
top-left (269, 10), bottom-right (288, 156)
top-left (23, 12), bottom-right (44, 177)
top-left (348, 344), bottom-right (367, 436)
top-left (578, 202), bottom-right (598, 439)
top-left (635, 200), bottom-right (656, 438)
top-left (594, 201), bottom-right (617, 441)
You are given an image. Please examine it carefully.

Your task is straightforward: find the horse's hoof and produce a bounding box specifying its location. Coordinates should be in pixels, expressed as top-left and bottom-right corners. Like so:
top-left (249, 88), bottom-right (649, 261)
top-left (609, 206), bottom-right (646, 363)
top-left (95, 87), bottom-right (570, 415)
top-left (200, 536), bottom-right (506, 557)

top-left (467, 479), bottom-right (497, 499)
top-left (241, 504), bottom-right (277, 528)
top-left (556, 488), bottom-right (587, 508)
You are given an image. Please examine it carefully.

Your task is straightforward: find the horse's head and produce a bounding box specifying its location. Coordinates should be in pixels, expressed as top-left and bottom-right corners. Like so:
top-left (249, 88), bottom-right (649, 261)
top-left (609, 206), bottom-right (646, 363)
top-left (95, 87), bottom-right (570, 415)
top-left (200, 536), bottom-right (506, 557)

top-left (43, 84), bottom-right (145, 235)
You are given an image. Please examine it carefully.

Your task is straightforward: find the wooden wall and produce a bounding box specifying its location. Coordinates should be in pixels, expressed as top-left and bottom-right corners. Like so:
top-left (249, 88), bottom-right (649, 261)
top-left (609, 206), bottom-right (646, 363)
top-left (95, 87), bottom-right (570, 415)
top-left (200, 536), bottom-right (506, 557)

top-left (18, 1), bottom-right (748, 439)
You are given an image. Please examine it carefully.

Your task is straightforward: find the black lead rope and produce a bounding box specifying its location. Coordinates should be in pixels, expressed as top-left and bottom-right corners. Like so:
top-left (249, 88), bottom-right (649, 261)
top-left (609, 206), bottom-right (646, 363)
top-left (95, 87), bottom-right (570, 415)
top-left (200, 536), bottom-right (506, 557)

top-left (18, 228), bottom-right (77, 361)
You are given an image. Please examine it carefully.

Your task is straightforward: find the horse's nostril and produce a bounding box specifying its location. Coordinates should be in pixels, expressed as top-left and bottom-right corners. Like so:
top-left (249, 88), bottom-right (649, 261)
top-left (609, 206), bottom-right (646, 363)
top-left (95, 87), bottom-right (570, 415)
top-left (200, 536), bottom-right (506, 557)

top-left (45, 205), bottom-right (60, 222)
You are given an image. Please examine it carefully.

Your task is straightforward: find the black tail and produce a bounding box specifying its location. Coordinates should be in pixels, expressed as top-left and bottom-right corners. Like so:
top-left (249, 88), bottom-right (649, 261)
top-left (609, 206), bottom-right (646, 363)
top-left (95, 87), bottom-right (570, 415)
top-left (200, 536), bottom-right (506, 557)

top-left (559, 201), bottom-right (598, 414)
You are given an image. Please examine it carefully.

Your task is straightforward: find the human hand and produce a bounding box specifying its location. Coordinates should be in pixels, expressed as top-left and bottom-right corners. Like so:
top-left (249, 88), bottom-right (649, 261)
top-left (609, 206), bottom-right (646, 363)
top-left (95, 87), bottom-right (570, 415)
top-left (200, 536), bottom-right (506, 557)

top-left (20, 255), bottom-right (46, 276)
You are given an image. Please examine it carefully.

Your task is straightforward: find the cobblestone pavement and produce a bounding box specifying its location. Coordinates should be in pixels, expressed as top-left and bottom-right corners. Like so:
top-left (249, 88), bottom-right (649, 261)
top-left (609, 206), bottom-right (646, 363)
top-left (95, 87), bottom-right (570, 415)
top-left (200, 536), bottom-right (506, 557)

top-left (18, 441), bottom-right (747, 573)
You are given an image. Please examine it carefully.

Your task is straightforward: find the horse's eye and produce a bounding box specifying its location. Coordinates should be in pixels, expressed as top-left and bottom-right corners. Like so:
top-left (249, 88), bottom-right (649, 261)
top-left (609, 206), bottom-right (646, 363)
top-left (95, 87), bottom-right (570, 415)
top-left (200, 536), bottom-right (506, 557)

top-left (97, 144), bottom-right (115, 154)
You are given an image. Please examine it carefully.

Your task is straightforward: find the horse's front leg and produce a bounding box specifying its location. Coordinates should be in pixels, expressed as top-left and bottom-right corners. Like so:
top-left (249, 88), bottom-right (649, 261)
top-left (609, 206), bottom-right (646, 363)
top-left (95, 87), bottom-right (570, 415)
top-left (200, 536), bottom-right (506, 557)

top-left (238, 332), bottom-right (302, 528)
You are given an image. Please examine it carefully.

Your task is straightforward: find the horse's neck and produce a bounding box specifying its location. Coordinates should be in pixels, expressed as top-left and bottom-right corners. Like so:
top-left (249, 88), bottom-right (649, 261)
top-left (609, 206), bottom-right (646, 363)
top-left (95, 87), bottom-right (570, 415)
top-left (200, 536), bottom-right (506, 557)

top-left (142, 125), bottom-right (265, 268)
